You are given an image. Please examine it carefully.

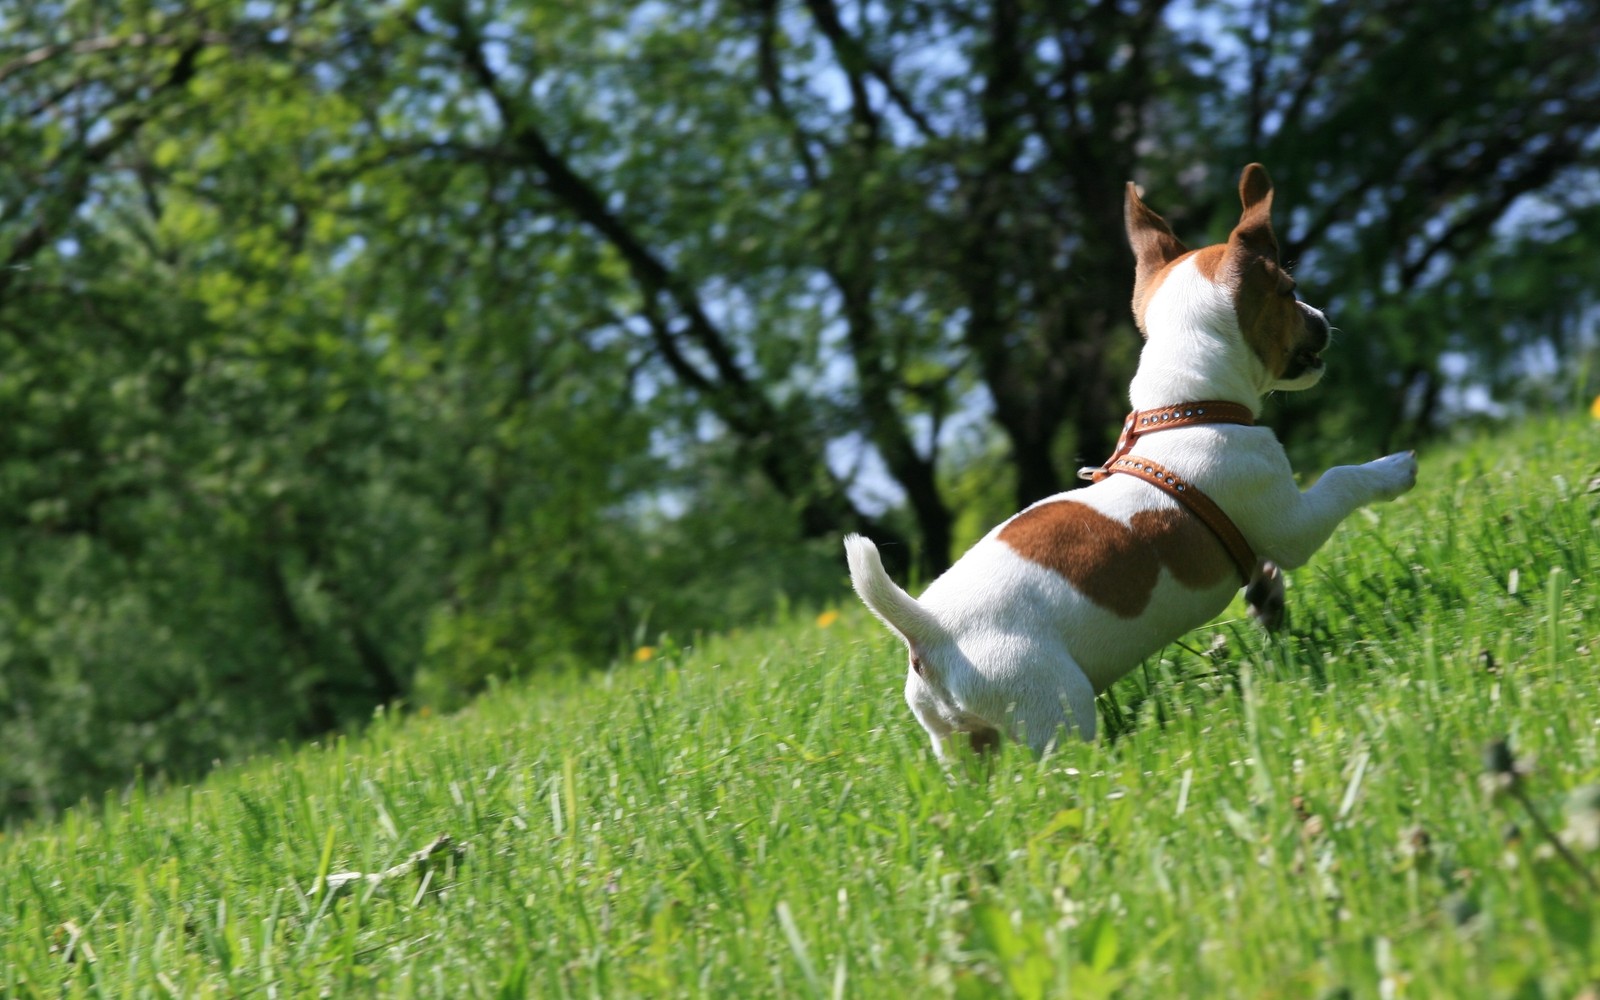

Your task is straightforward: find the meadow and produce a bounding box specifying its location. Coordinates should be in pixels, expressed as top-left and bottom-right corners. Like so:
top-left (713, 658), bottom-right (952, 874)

top-left (2, 416), bottom-right (1597, 998)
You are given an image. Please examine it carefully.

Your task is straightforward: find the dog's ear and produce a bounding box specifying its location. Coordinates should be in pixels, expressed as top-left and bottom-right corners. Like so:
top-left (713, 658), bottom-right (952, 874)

top-left (1126, 181), bottom-right (1189, 333)
top-left (1125, 181), bottom-right (1189, 273)
top-left (1229, 163), bottom-right (1280, 260)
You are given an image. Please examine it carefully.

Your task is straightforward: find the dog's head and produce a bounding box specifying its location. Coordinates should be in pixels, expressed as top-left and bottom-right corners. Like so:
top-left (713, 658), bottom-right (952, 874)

top-left (1125, 163), bottom-right (1329, 393)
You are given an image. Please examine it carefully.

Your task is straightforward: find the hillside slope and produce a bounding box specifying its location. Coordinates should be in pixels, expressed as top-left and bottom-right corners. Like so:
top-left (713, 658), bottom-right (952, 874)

top-left (3, 417), bottom-right (1598, 997)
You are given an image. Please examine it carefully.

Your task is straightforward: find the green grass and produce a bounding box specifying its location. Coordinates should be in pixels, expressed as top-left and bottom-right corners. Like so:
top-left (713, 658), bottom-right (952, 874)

top-left (3, 417), bottom-right (1599, 998)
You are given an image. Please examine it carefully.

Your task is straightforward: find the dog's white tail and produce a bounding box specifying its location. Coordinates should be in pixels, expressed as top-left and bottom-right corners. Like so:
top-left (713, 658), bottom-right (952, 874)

top-left (843, 534), bottom-right (946, 651)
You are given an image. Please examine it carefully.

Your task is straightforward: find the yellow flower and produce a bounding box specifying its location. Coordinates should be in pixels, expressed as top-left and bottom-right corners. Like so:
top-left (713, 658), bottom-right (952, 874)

top-left (1590, 394), bottom-right (1600, 420)
top-left (633, 646), bottom-right (656, 662)
top-left (815, 609), bottom-right (840, 628)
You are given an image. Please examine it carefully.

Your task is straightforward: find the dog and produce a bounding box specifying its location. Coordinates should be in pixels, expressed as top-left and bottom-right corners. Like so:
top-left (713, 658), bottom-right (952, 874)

top-left (845, 163), bottom-right (1417, 757)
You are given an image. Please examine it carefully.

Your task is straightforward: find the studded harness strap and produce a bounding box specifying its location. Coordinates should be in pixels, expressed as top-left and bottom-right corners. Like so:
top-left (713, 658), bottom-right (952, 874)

top-left (1076, 401), bottom-right (1259, 584)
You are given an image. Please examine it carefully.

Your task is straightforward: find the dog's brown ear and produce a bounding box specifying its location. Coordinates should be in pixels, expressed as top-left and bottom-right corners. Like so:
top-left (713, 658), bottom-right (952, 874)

top-left (1125, 181), bottom-right (1189, 332)
top-left (1125, 181), bottom-right (1189, 272)
top-left (1230, 163), bottom-right (1279, 260)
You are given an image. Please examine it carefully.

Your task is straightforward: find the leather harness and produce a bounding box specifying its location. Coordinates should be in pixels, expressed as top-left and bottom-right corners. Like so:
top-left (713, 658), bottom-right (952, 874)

top-left (1076, 401), bottom-right (1259, 584)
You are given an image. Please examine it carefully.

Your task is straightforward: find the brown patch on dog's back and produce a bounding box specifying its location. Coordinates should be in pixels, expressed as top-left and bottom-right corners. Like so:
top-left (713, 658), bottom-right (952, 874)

top-left (999, 502), bottom-right (1155, 617)
top-left (998, 501), bottom-right (1230, 617)
top-left (1140, 508), bottom-right (1230, 590)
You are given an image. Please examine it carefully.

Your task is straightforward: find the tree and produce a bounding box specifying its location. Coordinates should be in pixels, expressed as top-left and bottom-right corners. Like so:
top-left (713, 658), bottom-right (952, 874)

top-left (0, 0), bottom-right (829, 816)
top-left (375, 0), bottom-right (1600, 570)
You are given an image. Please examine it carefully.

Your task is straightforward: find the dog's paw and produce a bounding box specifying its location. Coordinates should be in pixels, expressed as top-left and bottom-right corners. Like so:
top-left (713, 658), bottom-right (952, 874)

top-left (1245, 560), bottom-right (1286, 632)
top-left (1366, 450), bottom-right (1418, 501)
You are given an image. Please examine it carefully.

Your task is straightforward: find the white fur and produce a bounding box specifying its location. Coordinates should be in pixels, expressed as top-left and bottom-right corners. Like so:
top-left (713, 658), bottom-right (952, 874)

top-left (847, 196), bottom-right (1416, 759)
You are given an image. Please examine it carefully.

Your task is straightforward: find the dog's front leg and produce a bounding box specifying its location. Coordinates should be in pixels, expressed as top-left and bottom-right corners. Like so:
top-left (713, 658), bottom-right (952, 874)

top-left (1252, 451), bottom-right (1417, 570)
top-left (1246, 561), bottom-right (1286, 630)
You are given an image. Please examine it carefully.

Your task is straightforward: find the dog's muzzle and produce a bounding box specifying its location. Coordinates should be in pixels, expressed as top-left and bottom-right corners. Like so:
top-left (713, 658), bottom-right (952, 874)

top-left (1288, 303), bottom-right (1331, 379)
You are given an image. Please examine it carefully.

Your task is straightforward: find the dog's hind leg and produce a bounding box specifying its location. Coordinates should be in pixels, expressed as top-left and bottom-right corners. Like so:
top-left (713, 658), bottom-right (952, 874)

top-left (905, 673), bottom-right (964, 760)
top-left (1010, 657), bottom-right (1098, 756)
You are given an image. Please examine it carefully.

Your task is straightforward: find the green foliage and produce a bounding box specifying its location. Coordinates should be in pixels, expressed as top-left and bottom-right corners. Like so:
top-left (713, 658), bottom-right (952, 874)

top-left (1, 417), bottom-right (1598, 996)
top-left (0, 0), bottom-right (857, 818)
top-left (3, 0), bottom-right (1599, 822)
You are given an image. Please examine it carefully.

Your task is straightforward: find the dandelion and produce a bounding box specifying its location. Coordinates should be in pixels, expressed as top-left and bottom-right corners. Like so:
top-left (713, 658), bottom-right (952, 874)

top-left (633, 646), bottom-right (656, 662)
top-left (1482, 737), bottom-right (1600, 891)
top-left (1478, 736), bottom-right (1522, 803)
top-left (1442, 892), bottom-right (1479, 930)
top-left (1564, 783), bottom-right (1600, 852)
top-left (1483, 737), bottom-right (1517, 778)
top-left (815, 609), bottom-right (840, 628)
top-left (1590, 394), bottom-right (1600, 420)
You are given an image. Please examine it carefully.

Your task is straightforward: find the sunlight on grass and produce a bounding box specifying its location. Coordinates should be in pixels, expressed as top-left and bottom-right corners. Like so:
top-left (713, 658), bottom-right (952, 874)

top-left (1, 417), bottom-right (1597, 997)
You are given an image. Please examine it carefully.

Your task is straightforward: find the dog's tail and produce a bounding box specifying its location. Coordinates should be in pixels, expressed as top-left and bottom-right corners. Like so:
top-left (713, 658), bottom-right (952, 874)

top-left (843, 534), bottom-right (946, 653)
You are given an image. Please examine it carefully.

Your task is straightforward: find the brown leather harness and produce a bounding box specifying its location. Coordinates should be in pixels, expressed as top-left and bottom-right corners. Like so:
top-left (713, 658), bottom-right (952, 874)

top-left (1076, 401), bottom-right (1259, 584)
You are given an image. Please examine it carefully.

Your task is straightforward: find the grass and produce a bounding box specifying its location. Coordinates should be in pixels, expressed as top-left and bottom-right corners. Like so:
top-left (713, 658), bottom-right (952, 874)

top-left (2, 416), bottom-right (1598, 998)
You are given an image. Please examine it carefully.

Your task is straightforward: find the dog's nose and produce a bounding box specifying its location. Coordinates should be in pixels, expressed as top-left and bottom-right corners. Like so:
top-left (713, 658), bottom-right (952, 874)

top-left (1298, 301), bottom-right (1331, 348)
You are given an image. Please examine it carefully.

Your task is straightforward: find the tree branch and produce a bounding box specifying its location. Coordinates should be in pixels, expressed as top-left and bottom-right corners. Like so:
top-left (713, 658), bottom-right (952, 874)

top-left (0, 41), bottom-right (203, 301)
top-left (753, 0), bottom-right (824, 187)
top-left (440, 10), bottom-right (755, 402)
top-left (800, 0), bottom-right (939, 142)
top-left (430, 3), bottom-right (893, 543)
top-left (0, 31), bottom-right (228, 84)
top-left (1399, 134), bottom-right (1584, 287)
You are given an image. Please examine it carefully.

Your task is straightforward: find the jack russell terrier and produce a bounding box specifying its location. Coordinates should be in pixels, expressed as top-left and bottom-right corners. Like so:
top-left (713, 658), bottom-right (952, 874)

top-left (845, 163), bottom-right (1417, 757)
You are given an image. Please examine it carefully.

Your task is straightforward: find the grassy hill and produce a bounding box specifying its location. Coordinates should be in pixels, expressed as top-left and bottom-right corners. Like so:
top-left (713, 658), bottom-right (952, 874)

top-left (3, 417), bottom-right (1598, 998)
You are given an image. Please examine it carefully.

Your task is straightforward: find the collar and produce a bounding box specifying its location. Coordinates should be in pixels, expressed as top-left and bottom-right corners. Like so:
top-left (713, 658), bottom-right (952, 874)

top-left (1077, 401), bottom-right (1259, 584)
top-left (1077, 401), bottom-right (1256, 483)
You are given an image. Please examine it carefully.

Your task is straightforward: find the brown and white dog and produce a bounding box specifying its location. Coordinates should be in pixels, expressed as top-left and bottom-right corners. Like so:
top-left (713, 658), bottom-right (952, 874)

top-left (845, 164), bottom-right (1417, 757)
